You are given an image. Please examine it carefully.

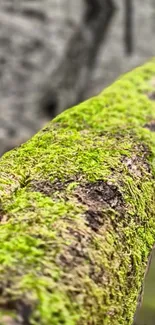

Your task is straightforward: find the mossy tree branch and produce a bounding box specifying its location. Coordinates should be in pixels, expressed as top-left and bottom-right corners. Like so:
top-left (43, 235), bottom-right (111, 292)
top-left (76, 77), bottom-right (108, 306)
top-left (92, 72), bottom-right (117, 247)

top-left (0, 59), bottom-right (155, 324)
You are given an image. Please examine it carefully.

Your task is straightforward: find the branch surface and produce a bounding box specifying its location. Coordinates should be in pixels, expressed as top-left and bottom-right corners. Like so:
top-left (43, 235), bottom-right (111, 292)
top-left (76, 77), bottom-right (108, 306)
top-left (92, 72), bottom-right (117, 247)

top-left (0, 59), bottom-right (155, 324)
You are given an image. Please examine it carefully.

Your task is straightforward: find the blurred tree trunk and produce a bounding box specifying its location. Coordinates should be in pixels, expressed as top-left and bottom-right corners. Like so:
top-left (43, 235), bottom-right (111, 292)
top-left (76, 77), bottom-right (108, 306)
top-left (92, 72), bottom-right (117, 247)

top-left (0, 0), bottom-right (116, 155)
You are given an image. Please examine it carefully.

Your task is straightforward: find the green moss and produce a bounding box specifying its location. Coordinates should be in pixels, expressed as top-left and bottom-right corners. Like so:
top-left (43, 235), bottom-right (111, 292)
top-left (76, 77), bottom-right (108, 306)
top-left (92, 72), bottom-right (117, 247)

top-left (0, 59), bottom-right (155, 324)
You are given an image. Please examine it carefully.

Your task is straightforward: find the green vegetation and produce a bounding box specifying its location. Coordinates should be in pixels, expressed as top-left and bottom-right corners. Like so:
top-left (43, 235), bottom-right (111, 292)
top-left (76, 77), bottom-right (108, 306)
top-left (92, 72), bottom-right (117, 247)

top-left (0, 59), bottom-right (155, 324)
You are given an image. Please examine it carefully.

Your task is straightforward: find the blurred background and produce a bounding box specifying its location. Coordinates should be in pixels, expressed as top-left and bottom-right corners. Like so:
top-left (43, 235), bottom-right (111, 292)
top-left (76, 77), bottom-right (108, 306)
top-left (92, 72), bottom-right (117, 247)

top-left (134, 249), bottom-right (155, 325)
top-left (0, 1), bottom-right (155, 324)
top-left (0, 0), bottom-right (155, 155)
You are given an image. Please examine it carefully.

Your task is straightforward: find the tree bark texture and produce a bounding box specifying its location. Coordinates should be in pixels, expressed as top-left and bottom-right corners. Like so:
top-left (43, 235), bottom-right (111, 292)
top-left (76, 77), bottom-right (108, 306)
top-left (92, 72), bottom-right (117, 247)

top-left (0, 59), bottom-right (155, 324)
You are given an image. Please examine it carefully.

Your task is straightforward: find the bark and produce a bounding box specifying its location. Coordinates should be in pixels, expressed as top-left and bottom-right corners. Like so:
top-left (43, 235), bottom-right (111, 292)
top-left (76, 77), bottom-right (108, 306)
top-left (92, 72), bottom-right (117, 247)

top-left (0, 59), bottom-right (155, 324)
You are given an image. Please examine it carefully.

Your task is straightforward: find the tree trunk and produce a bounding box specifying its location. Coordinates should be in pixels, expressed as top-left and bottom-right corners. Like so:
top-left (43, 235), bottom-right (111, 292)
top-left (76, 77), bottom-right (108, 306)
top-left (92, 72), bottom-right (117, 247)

top-left (0, 59), bottom-right (155, 324)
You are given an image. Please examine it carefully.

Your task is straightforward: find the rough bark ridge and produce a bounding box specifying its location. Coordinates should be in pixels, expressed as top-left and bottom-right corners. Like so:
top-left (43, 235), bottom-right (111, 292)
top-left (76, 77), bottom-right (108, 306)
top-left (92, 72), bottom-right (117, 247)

top-left (0, 59), bottom-right (155, 324)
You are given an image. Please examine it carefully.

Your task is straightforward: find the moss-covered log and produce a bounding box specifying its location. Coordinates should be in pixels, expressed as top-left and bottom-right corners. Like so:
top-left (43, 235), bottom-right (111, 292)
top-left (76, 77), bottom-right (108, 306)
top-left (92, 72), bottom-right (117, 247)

top-left (0, 59), bottom-right (155, 325)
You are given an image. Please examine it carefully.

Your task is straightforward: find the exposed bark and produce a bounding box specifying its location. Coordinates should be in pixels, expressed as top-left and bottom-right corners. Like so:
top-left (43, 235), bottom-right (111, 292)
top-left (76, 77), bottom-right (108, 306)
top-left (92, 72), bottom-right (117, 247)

top-left (0, 59), bottom-right (155, 324)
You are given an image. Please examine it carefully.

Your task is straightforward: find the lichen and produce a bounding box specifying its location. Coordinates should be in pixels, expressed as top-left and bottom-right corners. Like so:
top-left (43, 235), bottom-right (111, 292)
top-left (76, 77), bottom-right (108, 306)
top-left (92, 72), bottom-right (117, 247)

top-left (0, 59), bottom-right (155, 324)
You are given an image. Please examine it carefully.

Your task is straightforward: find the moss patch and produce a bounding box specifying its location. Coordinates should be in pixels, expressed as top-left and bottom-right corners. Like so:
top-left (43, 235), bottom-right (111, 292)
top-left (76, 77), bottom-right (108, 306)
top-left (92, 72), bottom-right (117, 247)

top-left (0, 59), bottom-right (155, 324)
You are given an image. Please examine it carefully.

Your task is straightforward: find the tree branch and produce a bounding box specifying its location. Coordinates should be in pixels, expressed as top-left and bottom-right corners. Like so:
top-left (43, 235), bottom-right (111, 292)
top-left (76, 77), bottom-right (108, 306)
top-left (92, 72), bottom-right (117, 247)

top-left (0, 59), bottom-right (155, 324)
